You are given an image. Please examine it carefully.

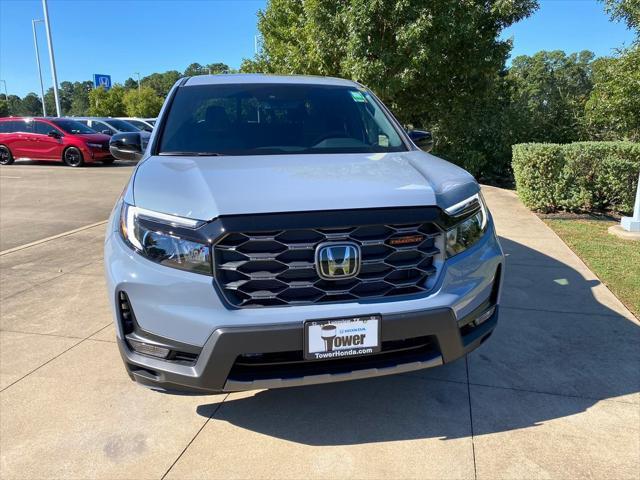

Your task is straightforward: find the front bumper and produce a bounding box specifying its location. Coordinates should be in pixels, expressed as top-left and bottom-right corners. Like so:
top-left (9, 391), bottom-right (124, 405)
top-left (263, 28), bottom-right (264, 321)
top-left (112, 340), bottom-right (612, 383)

top-left (119, 302), bottom-right (499, 394)
top-left (104, 204), bottom-right (504, 393)
top-left (83, 146), bottom-right (113, 162)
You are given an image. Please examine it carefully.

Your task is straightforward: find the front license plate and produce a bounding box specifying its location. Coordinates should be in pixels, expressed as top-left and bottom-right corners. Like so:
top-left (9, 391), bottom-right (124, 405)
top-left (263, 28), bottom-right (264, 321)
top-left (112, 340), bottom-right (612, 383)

top-left (304, 315), bottom-right (381, 361)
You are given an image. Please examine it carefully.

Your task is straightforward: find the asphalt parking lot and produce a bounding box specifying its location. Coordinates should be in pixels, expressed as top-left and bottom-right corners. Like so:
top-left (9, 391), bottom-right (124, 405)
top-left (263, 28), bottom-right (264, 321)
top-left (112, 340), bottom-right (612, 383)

top-left (0, 164), bottom-right (638, 479)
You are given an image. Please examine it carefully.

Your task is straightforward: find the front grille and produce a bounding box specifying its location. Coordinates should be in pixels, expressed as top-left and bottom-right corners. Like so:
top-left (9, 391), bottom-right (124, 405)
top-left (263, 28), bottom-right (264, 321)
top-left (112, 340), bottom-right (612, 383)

top-left (213, 222), bottom-right (442, 307)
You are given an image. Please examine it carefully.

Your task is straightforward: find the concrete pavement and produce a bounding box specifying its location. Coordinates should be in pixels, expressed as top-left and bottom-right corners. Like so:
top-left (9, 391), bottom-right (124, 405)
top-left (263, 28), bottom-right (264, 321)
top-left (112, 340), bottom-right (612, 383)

top-left (0, 162), bottom-right (134, 251)
top-left (1, 184), bottom-right (638, 479)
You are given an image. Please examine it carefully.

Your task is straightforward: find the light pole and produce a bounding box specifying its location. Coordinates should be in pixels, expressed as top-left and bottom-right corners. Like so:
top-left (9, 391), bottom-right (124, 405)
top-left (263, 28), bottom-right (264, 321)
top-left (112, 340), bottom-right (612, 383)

top-left (32, 19), bottom-right (47, 117)
top-left (134, 72), bottom-right (141, 92)
top-left (41, 0), bottom-right (61, 117)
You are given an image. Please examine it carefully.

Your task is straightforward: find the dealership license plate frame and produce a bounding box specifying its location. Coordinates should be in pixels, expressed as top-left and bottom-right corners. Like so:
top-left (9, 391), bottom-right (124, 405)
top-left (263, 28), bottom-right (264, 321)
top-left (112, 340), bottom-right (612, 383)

top-left (303, 314), bottom-right (382, 361)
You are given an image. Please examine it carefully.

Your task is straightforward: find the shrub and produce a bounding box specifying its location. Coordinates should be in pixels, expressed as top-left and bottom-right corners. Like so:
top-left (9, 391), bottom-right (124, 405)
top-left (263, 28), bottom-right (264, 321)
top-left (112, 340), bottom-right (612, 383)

top-left (512, 142), bottom-right (640, 214)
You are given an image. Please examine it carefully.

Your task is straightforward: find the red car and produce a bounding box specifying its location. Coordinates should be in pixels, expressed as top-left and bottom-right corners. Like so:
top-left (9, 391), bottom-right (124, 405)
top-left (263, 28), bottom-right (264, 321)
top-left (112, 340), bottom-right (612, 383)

top-left (0, 117), bottom-right (114, 167)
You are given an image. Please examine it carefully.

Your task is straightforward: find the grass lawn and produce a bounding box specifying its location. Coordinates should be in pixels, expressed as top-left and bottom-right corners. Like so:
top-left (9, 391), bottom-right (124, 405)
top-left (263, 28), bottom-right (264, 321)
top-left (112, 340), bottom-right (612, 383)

top-left (543, 218), bottom-right (640, 318)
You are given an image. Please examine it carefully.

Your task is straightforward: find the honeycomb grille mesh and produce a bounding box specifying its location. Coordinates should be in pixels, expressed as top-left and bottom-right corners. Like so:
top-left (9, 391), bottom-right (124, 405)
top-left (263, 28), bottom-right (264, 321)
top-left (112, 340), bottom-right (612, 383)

top-left (213, 223), bottom-right (441, 307)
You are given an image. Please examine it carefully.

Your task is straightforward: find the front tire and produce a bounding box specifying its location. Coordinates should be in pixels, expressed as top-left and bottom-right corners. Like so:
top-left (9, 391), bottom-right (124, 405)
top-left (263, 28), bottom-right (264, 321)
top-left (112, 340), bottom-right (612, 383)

top-left (63, 147), bottom-right (84, 167)
top-left (0, 145), bottom-right (14, 165)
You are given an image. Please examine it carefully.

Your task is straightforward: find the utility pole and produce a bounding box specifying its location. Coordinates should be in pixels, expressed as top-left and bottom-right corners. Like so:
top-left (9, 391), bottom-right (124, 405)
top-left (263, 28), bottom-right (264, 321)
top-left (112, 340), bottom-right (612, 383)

top-left (254, 35), bottom-right (263, 55)
top-left (134, 72), bottom-right (141, 92)
top-left (41, 0), bottom-right (61, 117)
top-left (32, 19), bottom-right (47, 117)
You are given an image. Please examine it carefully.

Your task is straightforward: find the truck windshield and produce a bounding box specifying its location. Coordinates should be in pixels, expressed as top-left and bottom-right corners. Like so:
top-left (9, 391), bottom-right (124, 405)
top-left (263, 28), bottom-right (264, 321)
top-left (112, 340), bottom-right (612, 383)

top-left (158, 83), bottom-right (407, 156)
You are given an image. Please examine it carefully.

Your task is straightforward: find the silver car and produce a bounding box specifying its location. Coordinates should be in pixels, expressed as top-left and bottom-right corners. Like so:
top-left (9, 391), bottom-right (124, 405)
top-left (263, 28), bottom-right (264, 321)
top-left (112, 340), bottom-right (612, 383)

top-left (73, 117), bottom-right (141, 136)
top-left (115, 117), bottom-right (155, 132)
top-left (105, 74), bottom-right (504, 394)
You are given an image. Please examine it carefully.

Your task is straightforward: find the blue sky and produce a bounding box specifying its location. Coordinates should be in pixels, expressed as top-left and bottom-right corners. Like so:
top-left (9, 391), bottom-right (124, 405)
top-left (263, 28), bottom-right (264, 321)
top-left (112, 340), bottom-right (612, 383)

top-left (0, 0), bottom-right (635, 98)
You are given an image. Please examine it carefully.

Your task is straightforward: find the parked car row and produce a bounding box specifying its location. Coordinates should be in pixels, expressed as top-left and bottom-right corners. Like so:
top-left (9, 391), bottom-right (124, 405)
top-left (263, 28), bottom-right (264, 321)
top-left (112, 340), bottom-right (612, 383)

top-left (116, 117), bottom-right (155, 132)
top-left (0, 116), bottom-right (154, 167)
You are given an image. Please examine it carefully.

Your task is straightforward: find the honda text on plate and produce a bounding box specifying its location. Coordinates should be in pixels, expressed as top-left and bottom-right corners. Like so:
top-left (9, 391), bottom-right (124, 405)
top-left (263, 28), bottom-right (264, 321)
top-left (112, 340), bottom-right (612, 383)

top-left (105, 74), bottom-right (504, 394)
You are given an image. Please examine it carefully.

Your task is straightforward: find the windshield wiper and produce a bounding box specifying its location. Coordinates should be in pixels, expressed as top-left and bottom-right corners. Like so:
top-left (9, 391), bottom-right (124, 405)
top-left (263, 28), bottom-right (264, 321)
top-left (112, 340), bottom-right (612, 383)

top-left (159, 151), bottom-right (224, 156)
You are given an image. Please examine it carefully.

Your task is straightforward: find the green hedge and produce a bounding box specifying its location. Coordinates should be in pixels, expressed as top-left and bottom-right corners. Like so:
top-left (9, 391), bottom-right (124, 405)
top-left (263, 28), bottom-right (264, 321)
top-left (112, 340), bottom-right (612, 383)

top-left (512, 142), bottom-right (640, 214)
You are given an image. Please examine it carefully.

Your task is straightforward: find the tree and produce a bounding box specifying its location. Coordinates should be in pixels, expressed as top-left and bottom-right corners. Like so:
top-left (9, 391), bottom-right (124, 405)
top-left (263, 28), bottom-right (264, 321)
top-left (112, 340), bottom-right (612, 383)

top-left (184, 62), bottom-right (231, 76)
top-left (123, 86), bottom-right (165, 117)
top-left (21, 93), bottom-right (43, 116)
top-left (124, 78), bottom-right (139, 90)
top-left (245, 0), bottom-right (345, 76)
top-left (42, 80), bottom-right (92, 116)
top-left (600, 0), bottom-right (640, 33)
top-left (58, 81), bottom-right (75, 114)
top-left (69, 81), bottom-right (93, 116)
top-left (88, 85), bottom-right (126, 116)
top-left (585, 45), bottom-right (640, 140)
top-left (44, 88), bottom-right (56, 116)
top-left (184, 63), bottom-right (206, 76)
top-left (141, 70), bottom-right (181, 97)
top-left (205, 62), bottom-right (231, 74)
top-left (243, 0), bottom-right (539, 178)
top-left (88, 86), bottom-right (108, 116)
top-left (0, 99), bottom-right (8, 117)
top-left (240, 57), bottom-right (269, 73)
top-left (506, 50), bottom-right (596, 144)
top-left (6, 95), bottom-right (22, 116)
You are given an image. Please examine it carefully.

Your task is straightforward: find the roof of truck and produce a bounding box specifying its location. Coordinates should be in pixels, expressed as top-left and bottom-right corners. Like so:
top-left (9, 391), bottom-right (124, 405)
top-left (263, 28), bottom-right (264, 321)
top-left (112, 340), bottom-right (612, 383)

top-left (184, 73), bottom-right (360, 88)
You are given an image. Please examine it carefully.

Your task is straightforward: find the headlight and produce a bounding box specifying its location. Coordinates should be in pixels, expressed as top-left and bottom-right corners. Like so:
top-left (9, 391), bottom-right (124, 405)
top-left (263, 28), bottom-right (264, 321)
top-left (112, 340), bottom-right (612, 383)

top-left (86, 142), bottom-right (103, 149)
top-left (119, 203), bottom-right (212, 275)
top-left (444, 193), bottom-right (489, 257)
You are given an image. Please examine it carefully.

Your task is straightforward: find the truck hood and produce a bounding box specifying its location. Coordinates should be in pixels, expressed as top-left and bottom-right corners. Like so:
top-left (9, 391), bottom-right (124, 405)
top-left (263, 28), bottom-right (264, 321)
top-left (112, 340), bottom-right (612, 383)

top-left (132, 151), bottom-right (478, 221)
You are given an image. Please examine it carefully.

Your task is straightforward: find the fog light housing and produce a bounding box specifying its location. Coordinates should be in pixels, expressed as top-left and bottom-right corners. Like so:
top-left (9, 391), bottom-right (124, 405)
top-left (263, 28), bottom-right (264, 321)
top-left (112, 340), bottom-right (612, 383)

top-left (128, 339), bottom-right (171, 359)
top-left (473, 305), bottom-right (496, 327)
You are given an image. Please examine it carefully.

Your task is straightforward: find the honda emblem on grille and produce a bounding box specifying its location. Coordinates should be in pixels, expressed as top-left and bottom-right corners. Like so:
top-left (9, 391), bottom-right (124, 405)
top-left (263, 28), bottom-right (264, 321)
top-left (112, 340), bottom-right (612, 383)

top-left (315, 243), bottom-right (361, 279)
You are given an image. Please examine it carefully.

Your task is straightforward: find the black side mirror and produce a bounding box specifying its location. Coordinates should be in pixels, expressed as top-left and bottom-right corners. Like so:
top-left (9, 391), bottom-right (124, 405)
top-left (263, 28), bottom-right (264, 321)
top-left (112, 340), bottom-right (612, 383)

top-left (407, 130), bottom-right (433, 152)
top-left (47, 130), bottom-right (62, 139)
top-left (101, 129), bottom-right (112, 135)
top-left (109, 132), bottom-right (144, 161)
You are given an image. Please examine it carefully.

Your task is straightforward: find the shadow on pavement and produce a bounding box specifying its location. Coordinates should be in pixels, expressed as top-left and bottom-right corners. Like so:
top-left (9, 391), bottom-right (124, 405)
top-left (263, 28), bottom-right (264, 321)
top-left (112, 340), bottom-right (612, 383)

top-left (196, 236), bottom-right (639, 445)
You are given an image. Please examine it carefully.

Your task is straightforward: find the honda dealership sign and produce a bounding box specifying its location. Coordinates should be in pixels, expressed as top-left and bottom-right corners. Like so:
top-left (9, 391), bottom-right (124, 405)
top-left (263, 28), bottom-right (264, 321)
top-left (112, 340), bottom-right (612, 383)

top-left (93, 74), bottom-right (111, 91)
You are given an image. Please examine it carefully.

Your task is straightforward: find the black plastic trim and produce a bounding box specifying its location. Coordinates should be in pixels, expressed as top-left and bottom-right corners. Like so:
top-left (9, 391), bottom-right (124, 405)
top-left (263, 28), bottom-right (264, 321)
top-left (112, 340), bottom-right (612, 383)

top-left (138, 204), bottom-right (481, 248)
top-left (117, 305), bottom-right (499, 394)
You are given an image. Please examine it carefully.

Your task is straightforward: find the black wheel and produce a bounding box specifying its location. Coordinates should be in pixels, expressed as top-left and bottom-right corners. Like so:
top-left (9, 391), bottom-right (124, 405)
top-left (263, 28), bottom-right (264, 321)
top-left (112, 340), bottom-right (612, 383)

top-left (0, 145), bottom-right (14, 165)
top-left (101, 158), bottom-right (115, 165)
top-left (63, 147), bottom-right (84, 167)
